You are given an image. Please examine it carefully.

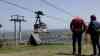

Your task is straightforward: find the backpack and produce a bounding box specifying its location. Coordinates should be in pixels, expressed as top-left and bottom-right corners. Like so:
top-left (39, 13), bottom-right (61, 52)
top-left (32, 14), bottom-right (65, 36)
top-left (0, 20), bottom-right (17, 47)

top-left (94, 21), bottom-right (100, 33)
top-left (88, 22), bottom-right (96, 34)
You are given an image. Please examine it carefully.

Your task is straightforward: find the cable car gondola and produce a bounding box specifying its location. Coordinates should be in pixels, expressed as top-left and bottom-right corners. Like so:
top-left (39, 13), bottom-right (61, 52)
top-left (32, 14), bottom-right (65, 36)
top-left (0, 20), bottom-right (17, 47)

top-left (34, 22), bottom-right (48, 33)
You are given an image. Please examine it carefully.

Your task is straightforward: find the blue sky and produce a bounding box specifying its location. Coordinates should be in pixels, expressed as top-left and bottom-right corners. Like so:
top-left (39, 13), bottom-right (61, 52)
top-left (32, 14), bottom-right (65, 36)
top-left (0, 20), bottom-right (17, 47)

top-left (0, 0), bottom-right (100, 31)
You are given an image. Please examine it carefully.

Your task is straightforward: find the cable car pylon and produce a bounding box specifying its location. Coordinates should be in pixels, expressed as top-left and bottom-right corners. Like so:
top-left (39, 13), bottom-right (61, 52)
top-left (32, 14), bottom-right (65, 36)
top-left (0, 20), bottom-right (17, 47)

top-left (29, 10), bottom-right (48, 45)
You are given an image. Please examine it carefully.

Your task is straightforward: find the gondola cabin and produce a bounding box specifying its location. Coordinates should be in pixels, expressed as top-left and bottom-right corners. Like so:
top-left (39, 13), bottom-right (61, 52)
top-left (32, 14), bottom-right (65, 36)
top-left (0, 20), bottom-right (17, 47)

top-left (33, 22), bottom-right (48, 33)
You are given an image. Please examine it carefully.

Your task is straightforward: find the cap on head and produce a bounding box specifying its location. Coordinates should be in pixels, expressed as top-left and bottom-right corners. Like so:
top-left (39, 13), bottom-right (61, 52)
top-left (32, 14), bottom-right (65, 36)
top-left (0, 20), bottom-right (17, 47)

top-left (90, 15), bottom-right (96, 21)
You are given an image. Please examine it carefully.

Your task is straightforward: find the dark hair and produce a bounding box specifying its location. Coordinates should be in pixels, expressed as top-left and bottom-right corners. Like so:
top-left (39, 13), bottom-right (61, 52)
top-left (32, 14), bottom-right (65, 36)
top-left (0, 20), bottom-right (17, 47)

top-left (90, 15), bottom-right (96, 21)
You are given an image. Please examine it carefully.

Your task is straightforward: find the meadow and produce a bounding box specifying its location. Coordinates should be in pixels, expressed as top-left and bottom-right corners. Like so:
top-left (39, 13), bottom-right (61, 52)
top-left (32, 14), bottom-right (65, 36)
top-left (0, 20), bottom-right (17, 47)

top-left (0, 31), bottom-right (93, 56)
top-left (0, 43), bottom-right (93, 56)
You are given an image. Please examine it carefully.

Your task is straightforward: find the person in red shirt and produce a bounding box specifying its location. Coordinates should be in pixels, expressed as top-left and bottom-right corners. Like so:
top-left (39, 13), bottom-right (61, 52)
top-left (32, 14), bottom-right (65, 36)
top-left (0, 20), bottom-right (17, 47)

top-left (70, 16), bottom-right (86, 56)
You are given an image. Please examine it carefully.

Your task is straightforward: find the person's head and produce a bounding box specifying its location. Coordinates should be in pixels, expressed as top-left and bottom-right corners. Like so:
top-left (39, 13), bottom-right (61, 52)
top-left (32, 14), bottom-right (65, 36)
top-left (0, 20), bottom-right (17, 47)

top-left (90, 15), bottom-right (96, 21)
top-left (73, 16), bottom-right (82, 19)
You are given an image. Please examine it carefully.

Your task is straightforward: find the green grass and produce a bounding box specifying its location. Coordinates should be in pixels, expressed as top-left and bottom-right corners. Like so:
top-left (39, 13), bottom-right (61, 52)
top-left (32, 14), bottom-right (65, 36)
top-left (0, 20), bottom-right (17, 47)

top-left (0, 43), bottom-right (93, 56)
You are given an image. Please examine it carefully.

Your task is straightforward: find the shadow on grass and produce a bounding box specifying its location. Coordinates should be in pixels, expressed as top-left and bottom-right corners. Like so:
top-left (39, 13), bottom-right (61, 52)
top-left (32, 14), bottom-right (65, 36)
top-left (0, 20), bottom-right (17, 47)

top-left (56, 52), bottom-right (92, 56)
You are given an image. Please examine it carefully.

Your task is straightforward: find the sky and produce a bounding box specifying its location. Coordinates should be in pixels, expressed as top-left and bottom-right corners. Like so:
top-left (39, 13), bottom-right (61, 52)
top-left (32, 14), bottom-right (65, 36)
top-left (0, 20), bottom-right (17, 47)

top-left (0, 0), bottom-right (100, 31)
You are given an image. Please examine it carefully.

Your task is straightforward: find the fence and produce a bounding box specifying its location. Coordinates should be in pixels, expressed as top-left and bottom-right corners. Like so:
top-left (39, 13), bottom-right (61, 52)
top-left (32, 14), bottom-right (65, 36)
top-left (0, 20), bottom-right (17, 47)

top-left (0, 31), bottom-right (89, 47)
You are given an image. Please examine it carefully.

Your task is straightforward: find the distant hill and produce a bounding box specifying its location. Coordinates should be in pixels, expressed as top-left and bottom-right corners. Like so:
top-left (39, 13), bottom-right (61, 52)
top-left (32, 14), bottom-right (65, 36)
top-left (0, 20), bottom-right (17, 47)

top-left (0, 29), bottom-right (71, 43)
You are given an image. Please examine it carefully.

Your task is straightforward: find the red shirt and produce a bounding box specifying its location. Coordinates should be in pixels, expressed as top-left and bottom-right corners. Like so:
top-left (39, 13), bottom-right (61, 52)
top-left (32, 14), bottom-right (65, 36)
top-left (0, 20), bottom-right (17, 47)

top-left (70, 18), bottom-right (86, 32)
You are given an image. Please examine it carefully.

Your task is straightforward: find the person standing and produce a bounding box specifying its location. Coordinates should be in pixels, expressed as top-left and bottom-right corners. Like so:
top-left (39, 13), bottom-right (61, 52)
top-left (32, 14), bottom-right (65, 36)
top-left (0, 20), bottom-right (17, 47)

top-left (86, 15), bottom-right (100, 56)
top-left (70, 16), bottom-right (86, 56)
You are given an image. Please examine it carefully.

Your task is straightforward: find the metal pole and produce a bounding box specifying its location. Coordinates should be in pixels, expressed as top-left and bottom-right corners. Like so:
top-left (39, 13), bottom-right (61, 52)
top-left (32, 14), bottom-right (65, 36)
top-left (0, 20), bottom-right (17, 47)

top-left (65, 24), bottom-right (66, 30)
top-left (14, 21), bottom-right (17, 45)
top-left (19, 21), bottom-right (21, 41)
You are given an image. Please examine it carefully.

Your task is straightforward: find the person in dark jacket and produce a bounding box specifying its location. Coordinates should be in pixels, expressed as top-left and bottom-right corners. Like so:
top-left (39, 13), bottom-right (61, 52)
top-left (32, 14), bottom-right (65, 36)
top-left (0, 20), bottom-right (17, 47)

top-left (70, 16), bottom-right (86, 56)
top-left (86, 15), bottom-right (100, 56)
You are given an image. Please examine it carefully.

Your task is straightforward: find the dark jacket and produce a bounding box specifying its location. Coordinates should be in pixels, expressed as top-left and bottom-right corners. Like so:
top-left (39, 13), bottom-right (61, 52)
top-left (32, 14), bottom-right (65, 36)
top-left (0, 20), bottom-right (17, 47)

top-left (87, 21), bottom-right (100, 34)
